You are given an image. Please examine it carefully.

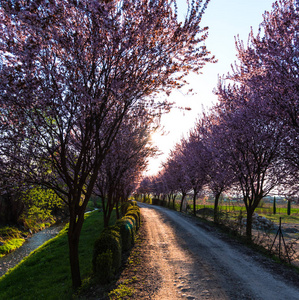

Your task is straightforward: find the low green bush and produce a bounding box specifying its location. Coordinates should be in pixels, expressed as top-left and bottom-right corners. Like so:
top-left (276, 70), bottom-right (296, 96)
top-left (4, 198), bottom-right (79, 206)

top-left (92, 202), bottom-right (141, 283)
top-left (92, 228), bottom-right (122, 276)
top-left (120, 202), bottom-right (131, 216)
top-left (94, 249), bottom-right (114, 284)
top-left (126, 207), bottom-right (140, 230)
top-left (115, 217), bottom-right (135, 252)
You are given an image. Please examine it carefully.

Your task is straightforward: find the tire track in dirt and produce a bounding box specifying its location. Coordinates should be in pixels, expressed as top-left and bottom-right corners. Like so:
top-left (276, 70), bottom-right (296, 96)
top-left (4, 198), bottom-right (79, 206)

top-left (141, 204), bottom-right (229, 299)
top-left (139, 203), bottom-right (299, 300)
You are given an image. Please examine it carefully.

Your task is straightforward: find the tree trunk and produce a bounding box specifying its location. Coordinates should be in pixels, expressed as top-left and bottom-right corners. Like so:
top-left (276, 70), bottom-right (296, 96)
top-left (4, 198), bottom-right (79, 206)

top-left (213, 192), bottom-right (221, 224)
top-left (103, 190), bottom-right (116, 227)
top-left (172, 195), bottom-right (176, 210)
top-left (115, 197), bottom-right (120, 219)
top-left (68, 230), bottom-right (81, 288)
top-left (67, 200), bottom-right (86, 289)
top-left (246, 208), bottom-right (254, 239)
top-left (180, 193), bottom-right (186, 212)
top-left (193, 191), bottom-right (198, 216)
top-left (101, 196), bottom-right (109, 227)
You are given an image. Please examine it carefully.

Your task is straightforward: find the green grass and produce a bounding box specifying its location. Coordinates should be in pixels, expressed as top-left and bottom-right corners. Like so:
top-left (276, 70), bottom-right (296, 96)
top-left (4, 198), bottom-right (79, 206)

top-left (259, 214), bottom-right (299, 224)
top-left (192, 203), bottom-right (299, 225)
top-left (0, 210), bottom-right (116, 300)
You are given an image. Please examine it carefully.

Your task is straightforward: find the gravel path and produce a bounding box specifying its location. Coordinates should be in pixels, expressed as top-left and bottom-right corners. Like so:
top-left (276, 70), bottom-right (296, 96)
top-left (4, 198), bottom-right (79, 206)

top-left (139, 203), bottom-right (299, 300)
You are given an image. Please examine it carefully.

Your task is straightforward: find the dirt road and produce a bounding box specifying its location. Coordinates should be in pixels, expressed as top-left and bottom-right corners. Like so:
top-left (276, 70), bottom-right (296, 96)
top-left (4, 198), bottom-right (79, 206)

top-left (138, 203), bottom-right (299, 300)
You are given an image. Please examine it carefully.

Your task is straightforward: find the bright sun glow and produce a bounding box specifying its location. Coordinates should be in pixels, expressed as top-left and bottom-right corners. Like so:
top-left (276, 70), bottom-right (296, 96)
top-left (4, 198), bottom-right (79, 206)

top-left (146, 0), bottom-right (275, 176)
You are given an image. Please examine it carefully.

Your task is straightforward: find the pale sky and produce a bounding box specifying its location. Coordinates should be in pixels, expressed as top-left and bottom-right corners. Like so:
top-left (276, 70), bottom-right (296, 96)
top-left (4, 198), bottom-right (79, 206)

top-left (146, 0), bottom-right (275, 176)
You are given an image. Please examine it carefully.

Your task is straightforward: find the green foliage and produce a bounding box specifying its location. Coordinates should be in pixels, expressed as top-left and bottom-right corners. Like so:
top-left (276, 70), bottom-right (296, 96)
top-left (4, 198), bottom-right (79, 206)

top-left (115, 217), bottom-right (135, 251)
top-left (92, 202), bottom-right (140, 283)
top-left (108, 284), bottom-right (135, 299)
top-left (87, 196), bottom-right (102, 211)
top-left (120, 201), bottom-right (131, 216)
top-left (92, 228), bottom-right (122, 275)
top-left (20, 187), bottom-right (64, 229)
top-left (257, 199), bottom-right (265, 208)
top-left (0, 226), bottom-right (23, 239)
top-left (130, 200), bottom-right (137, 207)
top-left (95, 250), bottom-right (114, 284)
top-left (0, 238), bottom-right (25, 257)
top-left (125, 207), bottom-right (140, 230)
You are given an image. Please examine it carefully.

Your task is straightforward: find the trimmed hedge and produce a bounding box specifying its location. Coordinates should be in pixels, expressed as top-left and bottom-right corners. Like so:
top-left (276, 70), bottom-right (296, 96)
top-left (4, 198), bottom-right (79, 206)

top-left (94, 250), bottom-right (114, 283)
top-left (115, 217), bottom-right (135, 251)
top-left (126, 207), bottom-right (140, 230)
top-left (92, 201), bottom-right (141, 283)
top-left (92, 228), bottom-right (122, 274)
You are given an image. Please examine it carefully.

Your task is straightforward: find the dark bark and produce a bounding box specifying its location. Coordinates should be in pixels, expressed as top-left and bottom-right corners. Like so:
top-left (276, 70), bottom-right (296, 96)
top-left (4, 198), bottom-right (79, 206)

top-left (180, 193), bottom-right (186, 212)
top-left (213, 192), bottom-right (221, 224)
top-left (193, 191), bottom-right (198, 216)
top-left (246, 209), bottom-right (253, 239)
top-left (244, 195), bottom-right (263, 239)
top-left (68, 230), bottom-right (81, 288)
top-left (172, 195), bottom-right (176, 210)
top-left (67, 197), bottom-right (86, 288)
top-left (115, 197), bottom-right (120, 219)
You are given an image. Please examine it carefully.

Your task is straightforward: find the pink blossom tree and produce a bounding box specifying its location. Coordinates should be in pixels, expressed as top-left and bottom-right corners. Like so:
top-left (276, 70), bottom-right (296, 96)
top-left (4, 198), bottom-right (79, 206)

top-left (0, 0), bottom-right (213, 287)
top-left (165, 145), bottom-right (191, 212)
top-left (192, 114), bottom-right (234, 222)
top-left (137, 176), bottom-right (153, 202)
top-left (214, 83), bottom-right (284, 238)
top-left (179, 134), bottom-right (209, 215)
top-left (94, 115), bottom-right (155, 226)
top-left (161, 161), bottom-right (179, 209)
top-left (231, 0), bottom-right (299, 196)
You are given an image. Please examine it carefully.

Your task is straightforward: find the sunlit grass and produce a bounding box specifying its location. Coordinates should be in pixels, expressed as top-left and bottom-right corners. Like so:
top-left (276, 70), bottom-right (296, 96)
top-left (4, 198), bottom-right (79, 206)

top-left (0, 210), bottom-right (116, 300)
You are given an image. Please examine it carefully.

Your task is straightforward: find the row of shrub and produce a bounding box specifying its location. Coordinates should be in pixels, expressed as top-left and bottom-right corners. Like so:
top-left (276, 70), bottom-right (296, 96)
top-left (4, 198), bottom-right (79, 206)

top-left (92, 201), bottom-right (141, 283)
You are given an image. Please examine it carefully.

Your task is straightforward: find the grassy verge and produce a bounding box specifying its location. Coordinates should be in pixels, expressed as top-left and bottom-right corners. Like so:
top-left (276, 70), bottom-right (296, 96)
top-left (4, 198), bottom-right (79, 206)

top-left (0, 210), bottom-right (115, 300)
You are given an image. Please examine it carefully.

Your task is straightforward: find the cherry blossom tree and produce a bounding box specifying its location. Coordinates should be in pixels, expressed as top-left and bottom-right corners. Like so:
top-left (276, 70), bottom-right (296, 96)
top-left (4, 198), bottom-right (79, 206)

top-left (214, 83), bottom-right (284, 238)
top-left (179, 134), bottom-right (209, 215)
top-left (95, 115), bottom-right (155, 226)
top-left (231, 0), bottom-right (299, 196)
top-left (137, 176), bottom-right (153, 202)
top-left (0, 0), bottom-right (213, 287)
top-left (161, 161), bottom-right (179, 209)
top-left (165, 145), bottom-right (191, 211)
top-left (192, 114), bottom-right (234, 222)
